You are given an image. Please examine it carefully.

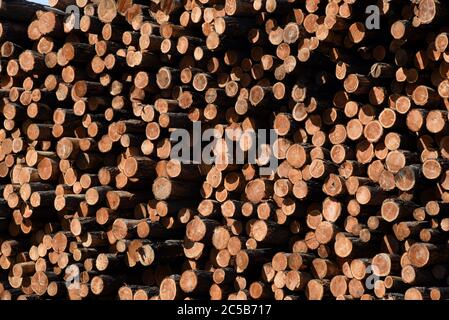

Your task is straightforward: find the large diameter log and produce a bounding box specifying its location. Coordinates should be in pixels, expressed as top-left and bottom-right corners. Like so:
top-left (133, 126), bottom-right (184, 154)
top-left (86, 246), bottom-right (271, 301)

top-left (152, 177), bottom-right (199, 200)
top-left (180, 270), bottom-right (213, 295)
top-left (408, 243), bottom-right (449, 268)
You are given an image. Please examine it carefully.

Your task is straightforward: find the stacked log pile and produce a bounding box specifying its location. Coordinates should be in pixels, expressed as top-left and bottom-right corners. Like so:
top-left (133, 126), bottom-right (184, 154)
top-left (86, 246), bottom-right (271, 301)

top-left (1, 0), bottom-right (449, 300)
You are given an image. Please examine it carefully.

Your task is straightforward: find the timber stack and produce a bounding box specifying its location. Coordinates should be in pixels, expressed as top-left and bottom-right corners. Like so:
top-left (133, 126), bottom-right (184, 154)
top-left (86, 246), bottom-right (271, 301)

top-left (1, 0), bottom-right (449, 300)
